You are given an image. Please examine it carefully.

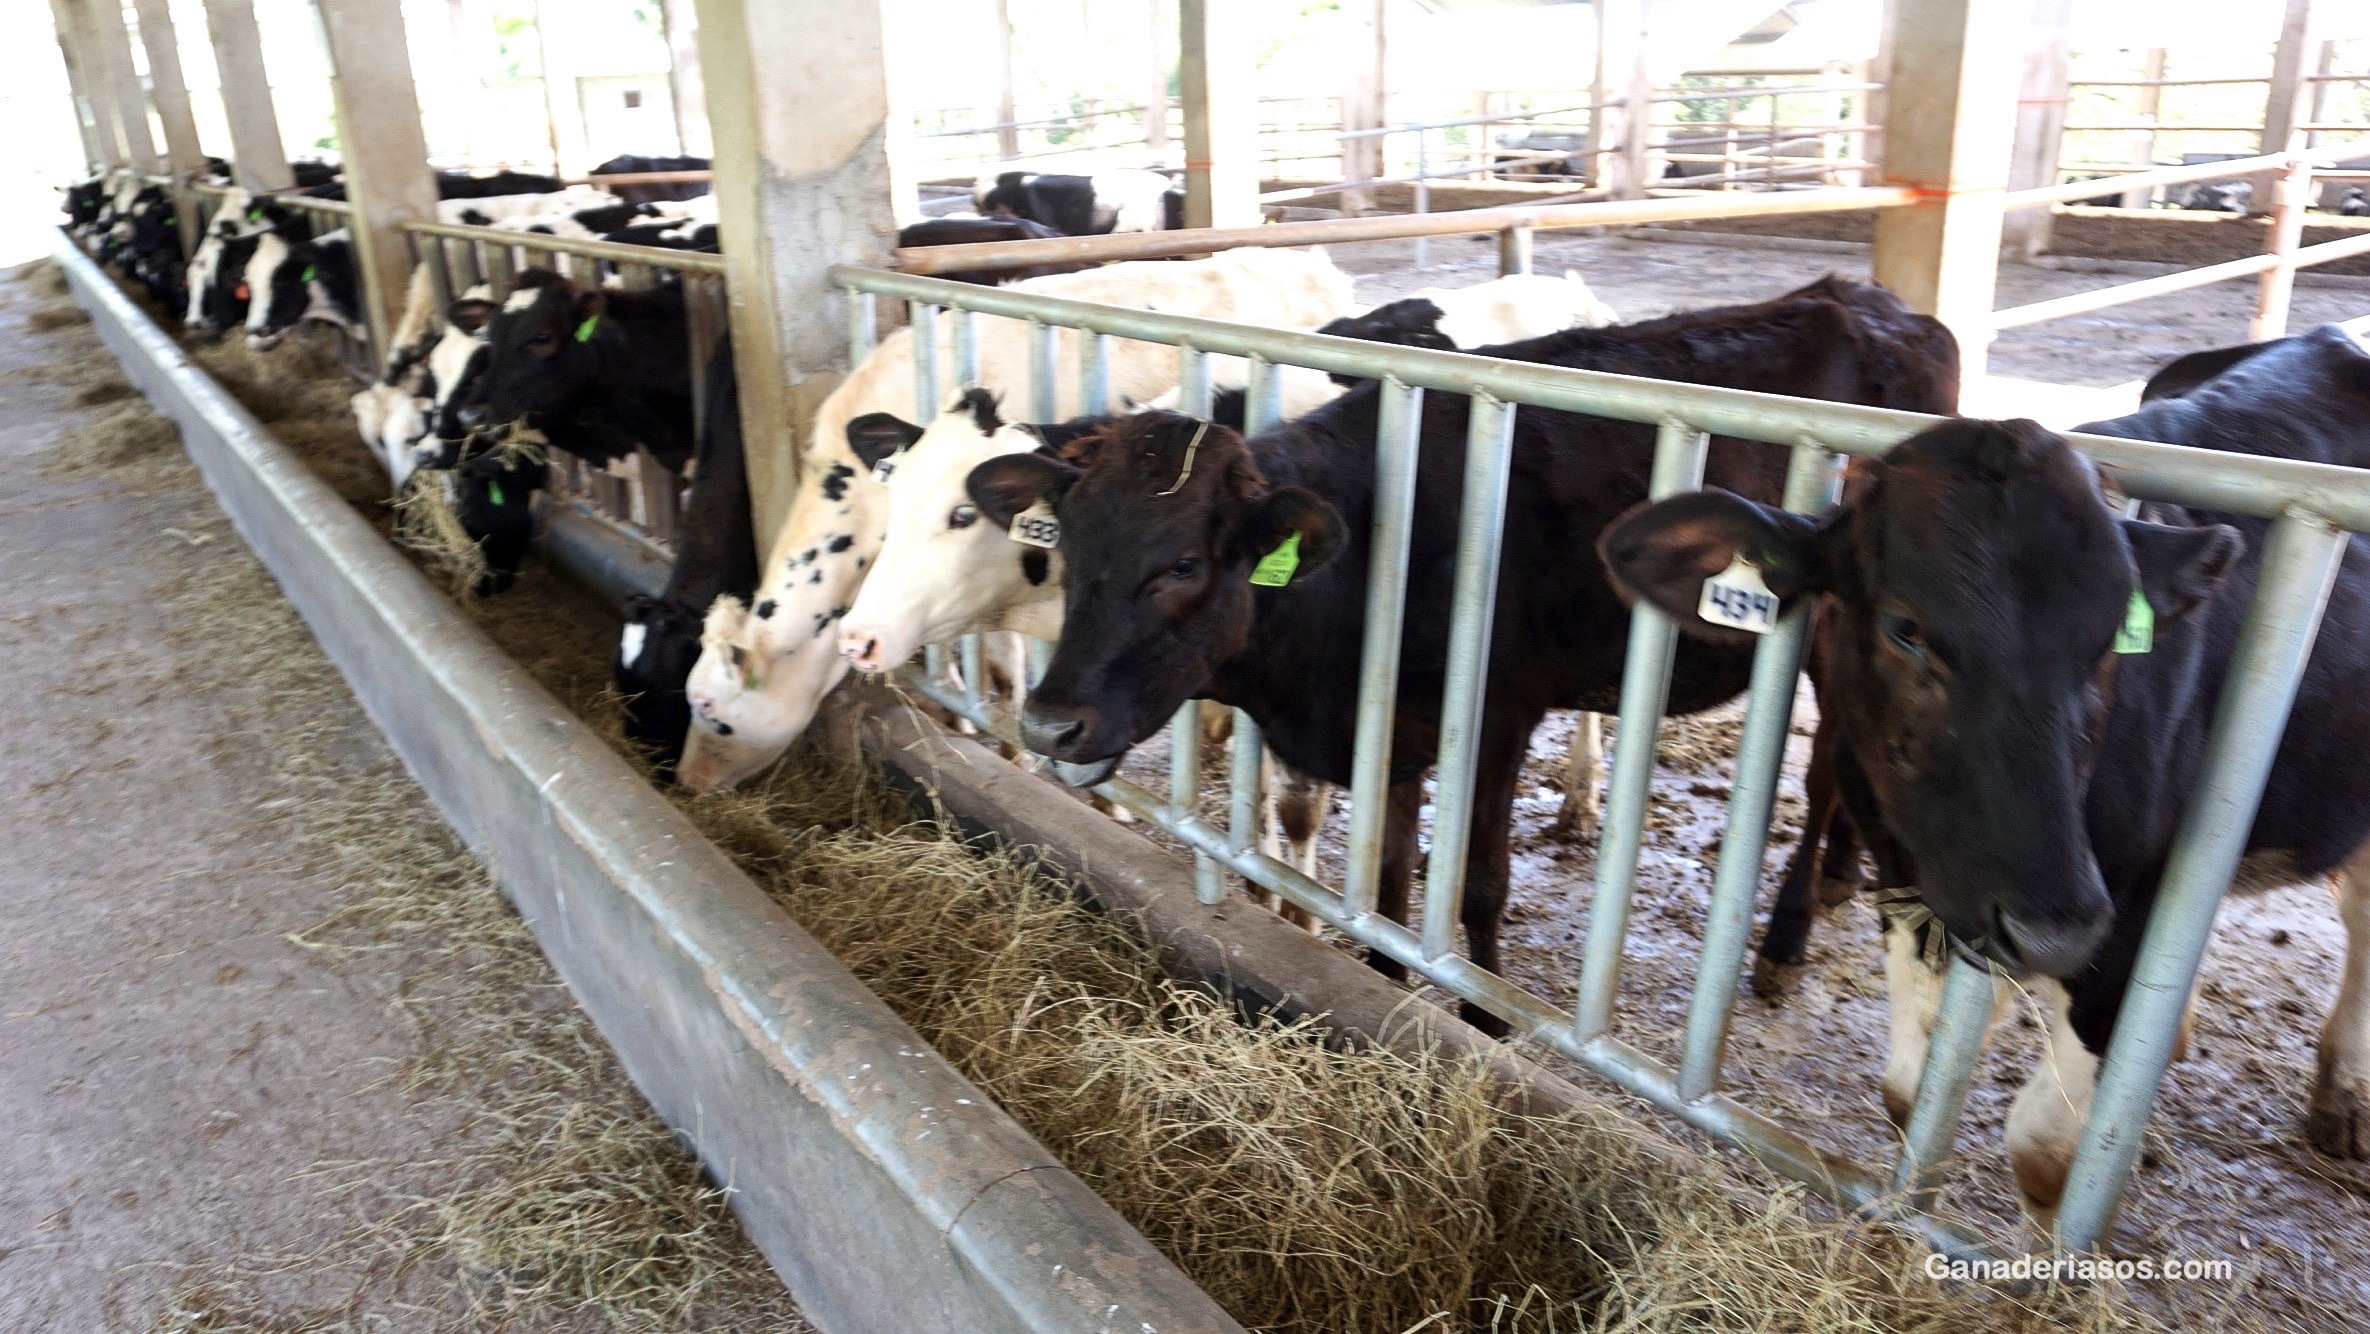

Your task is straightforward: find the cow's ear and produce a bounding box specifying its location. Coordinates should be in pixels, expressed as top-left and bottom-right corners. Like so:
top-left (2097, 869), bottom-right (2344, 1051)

top-left (846, 413), bottom-right (925, 471)
top-left (1236, 486), bottom-right (1344, 584)
top-left (571, 287), bottom-right (606, 336)
top-left (2123, 518), bottom-right (2242, 625)
top-left (1599, 489), bottom-right (1833, 644)
top-left (967, 452), bottom-right (1080, 528)
top-left (447, 298), bottom-right (499, 334)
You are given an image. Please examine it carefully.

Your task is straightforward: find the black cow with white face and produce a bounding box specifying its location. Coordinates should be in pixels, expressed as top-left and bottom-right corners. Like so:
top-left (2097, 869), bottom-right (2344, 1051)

top-left (1602, 325), bottom-right (2370, 1230)
top-left (242, 227), bottom-right (357, 348)
top-left (450, 268), bottom-right (695, 472)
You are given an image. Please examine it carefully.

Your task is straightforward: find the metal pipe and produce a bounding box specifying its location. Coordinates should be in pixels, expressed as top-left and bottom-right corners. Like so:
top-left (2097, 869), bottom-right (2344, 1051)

top-left (401, 219), bottom-right (728, 272)
top-left (1341, 378), bottom-right (1424, 919)
top-left (955, 307), bottom-right (980, 386)
top-left (1886, 956), bottom-right (1999, 1212)
top-left (1228, 708), bottom-right (1262, 861)
top-left (961, 633), bottom-right (984, 709)
top-left (1082, 331), bottom-right (1111, 414)
top-left (1419, 393), bottom-right (1518, 961)
top-left (2054, 513), bottom-right (2348, 1252)
top-left (1990, 253), bottom-right (2285, 330)
top-left (1497, 225), bottom-right (1533, 276)
top-left (911, 302), bottom-right (941, 420)
top-left (1675, 442), bottom-right (1836, 1099)
top-left (1170, 699), bottom-right (1218, 904)
top-left (1176, 345), bottom-right (1212, 417)
top-left (1029, 319), bottom-right (1058, 422)
top-left (1574, 421), bottom-right (1710, 1038)
top-left (1245, 354), bottom-right (1281, 432)
top-left (849, 291), bottom-right (877, 363)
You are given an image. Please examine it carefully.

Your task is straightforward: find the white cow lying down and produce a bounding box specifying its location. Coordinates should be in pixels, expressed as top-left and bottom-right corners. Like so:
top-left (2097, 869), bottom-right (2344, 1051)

top-left (675, 246), bottom-right (1357, 793)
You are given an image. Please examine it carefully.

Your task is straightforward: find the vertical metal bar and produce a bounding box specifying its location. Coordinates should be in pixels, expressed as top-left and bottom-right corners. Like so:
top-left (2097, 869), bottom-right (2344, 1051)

top-left (849, 289), bottom-right (878, 362)
top-left (1573, 421), bottom-right (1711, 1038)
top-left (1676, 443), bottom-right (1840, 1100)
top-left (1171, 699), bottom-right (1221, 903)
top-left (1228, 708), bottom-right (1262, 858)
top-left (1029, 318), bottom-right (1058, 421)
top-left (1497, 224), bottom-right (1533, 276)
top-left (1342, 377), bottom-right (1424, 918)
top-left (1418, 393), bottom-right (1519, 962)
top-left (1081, 330), bottom-right (1111, 414)
top-left (1176, 345), bottom-right (1212, 416)
top-left (1414, 130), bottom-right (1431, 268)
top-left (911, 301), bottom-right (942, 421)
top-left (1887, 955), bottom-right (1998, 1211)
top-left (2054, 512), bottom-right (2347, 1252)
top-left (961, 633), bottom-right (984, 709)
top-left (1245, 354), bottom-right (1282, 433)
top-left (1027, 637), bottom-right (1052, 688)
top-left (925, 642), bottom-right (947, 684)
top-left (955, 307), bottom-right (981, 387)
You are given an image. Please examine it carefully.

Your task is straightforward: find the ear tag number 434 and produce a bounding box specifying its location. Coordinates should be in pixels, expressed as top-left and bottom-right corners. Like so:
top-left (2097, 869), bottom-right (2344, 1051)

top-left (1699, 555), bottom-right (1779, 634)
top-left (1010, 498), bottom-right (1060, 549)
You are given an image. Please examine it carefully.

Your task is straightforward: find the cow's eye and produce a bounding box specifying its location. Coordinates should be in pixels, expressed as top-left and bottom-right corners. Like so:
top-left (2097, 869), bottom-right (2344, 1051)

top-left (529, 331), bottom-right (553, 347)
top-left (948, 504), bottom-right (978, 530)
top-left (1882, 613), bottom-right (1926, 658)
top-left (1168, 556), bottom-right (1202, 581)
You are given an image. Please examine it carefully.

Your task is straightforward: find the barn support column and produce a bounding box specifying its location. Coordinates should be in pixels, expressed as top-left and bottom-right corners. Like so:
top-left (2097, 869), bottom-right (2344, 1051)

top-left (202, 0), bottom-right (292, 192)
top-left (1590, 0), bottom-right (1652, 198)
top-left (82, 0), bottom-right (164, 173)
top-left (1145, 0), bottom-right (1170, 151)
top-left (315, 0), bottom-right (440, 358)
top-left (532, 0), bottom-right (595, 177)
top-left (1179, 0), bottom-right (1259, 228)
top-left (1339, 0), bottom-right (1386, 214)
top-left (2119, 48), bottom-right (2166, 209)
top-left (1869, 0), bottom-right (2018, 381)
top-left (994, 0), bottom-right (1020, 161)
top-left (2253, 0), bottom-right (2320, 216)
top-left (130, 0), bottom-right (209, 246)
top-left (657, 0), bottom-right (711, 157)
top-left (2000, 0), bottom-right (2072, 259)
top-left (691, 0), bottom-right (909, 545)
top-left (46, 0), bottom-right (111, 170)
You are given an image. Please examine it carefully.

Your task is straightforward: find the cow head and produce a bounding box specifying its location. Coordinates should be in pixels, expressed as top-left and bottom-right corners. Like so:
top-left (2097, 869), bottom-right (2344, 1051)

top-left (616, 593), bottom-right (708, 770)
top-left (678, 591), bottom-right (856, 792)
top-left (838, 389), bottom-right (1067, 672)
top-left (1600, 418), bottom-right (2241, 978)
top-left (241, 228), bottom-right (329, 347)
top-left (1314, 298), bottom-right (1456, 385)
top-left (967, 411), bottom-right (1343, 768)
top-left (462, 269), bottom-right (604, 431)
top-left (412, 298), bottom-right (498, 471)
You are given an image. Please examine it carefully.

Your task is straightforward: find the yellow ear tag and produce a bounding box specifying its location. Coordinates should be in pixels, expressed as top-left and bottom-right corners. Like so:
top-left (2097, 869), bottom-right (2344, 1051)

top-left (1249, 532), bottom-right (1302, 587)
top-left (2114, 588), bottom-right (2154, 655)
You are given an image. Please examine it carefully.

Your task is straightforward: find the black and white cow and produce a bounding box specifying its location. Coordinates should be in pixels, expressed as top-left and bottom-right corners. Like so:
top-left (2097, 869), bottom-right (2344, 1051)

top-left (241, 227), bottom-right (358, 348)
top-left (972, 169), bottom-right (1175, 236)
top-left (587, 154), bottom-right (712, 205)
top-left (446, 268), bottom-right (696, 472)
top-left (895, 212), bottom-right (1082, 285)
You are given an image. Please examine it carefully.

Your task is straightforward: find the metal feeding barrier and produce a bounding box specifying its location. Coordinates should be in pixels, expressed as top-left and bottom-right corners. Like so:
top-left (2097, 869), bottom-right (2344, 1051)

top-left (830, 259), bottom-right (2366, 1261)
top-left (398, 218), bottom-right (731, 551)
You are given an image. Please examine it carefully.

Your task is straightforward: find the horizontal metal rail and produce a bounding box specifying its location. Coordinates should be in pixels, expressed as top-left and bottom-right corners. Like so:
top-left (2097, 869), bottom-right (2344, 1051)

top-left (400, 218), bottom-right (727, 273)
top-left (890, 185), bottom-right (1914, 275)
top-left (1991, 209), bottom-right (2370, 332)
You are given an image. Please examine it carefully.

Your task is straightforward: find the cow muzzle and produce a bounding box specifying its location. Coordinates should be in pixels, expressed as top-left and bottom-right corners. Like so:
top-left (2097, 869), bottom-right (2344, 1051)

top-left (1019, 698), bottom-right (1102, 763)
top-left (1990, 905), bottom-right (2113, 978)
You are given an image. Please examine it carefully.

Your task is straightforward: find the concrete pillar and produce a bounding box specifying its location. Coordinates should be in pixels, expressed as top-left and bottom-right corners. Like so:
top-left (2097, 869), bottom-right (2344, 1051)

top-left (1591, 0), bottom-right (1652, 198)
top-left (2253, 0), bottom-right (2319, 215)
top-left (1178, 0), bottom-right (1258, 228)
top-left (1339, 0), bottom-right (1385, 211)
top-left (203, 0), bottom-right (292, 191)
top-left (130, 0), bottom-right (209, 245)
top-left (84, 0), bottom-right (165, 172)
top-left (314, 0), bottom-right (440, 355)
top-left (1869, 0), bottom-right (2020, 381)
top-left (47, 0), bottom-right (112, 169)
top-left (2118, 47), bottom-right (2165, 209)
top-left (1145, 0), bottom-right (1169, 150)
top-left (691, 0), bottom-right (909, 544)
top-left (2000, 0), bottom-right (2072, 259)
top-left (994, 0), bottom-right (1020, 161)
top-left (657, 0), bottom-right (711, 157)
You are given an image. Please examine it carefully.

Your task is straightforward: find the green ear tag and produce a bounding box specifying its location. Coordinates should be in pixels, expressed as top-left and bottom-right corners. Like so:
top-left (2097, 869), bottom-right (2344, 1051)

top-left (1248, 532), bottom-right (1302, 588)
top-left (2113, 588), bottom-right (2154, 655)
top-left (486, 480), bottom-right (506, 506)
top-left (573, 314), bottom-right (601, 343)
top-left (301, 264), bottom-right (317, 283)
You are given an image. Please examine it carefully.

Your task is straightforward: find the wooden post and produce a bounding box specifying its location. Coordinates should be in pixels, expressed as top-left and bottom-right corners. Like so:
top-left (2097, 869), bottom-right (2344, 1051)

top-left (690, 0), bottom-right (908, 543)
top-left (46, 0), bottom-right (111, 169)
top-left (202, 0), bottom-right (292, 192)
top-left (1339, 0), bottom-right (1385, 214)
top-left (2119, 48), bottom-right (2165, 208)
top-left (2252, 136), bottom-right (2311, 340)
top-left (1145, 0), bottom-right (1169, 150)
top-left (82, 0), bottom-right (164, 172)
top-left (657, 0), bottom-right (712, 157)
top-left (533, 0), bottom-right (595, 176)
top-left (315, 0), bottom-right (440, 357)
top-left (994, 0), bottom-right (1020, 161)
top-left (2001, 0), bottom-right (2072, 259)
top-left (130, 0), bottom-right (208, 245)
top-left (1869, 0), bottom-right (2020, 381)
top-left (2252, 0), bottom-right (2319, 215)
top-left (1178, 0), bottom-right (1258, 228)
top-left (1591, 0), bottom-right (1651, 198)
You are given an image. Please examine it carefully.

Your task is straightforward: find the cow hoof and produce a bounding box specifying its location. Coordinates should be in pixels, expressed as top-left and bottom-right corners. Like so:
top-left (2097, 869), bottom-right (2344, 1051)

top-left (1548, 809), bottom-right (1597, 842)
top-left (1817, 874), bottom-right (1868, 909)
top-left (1461, 1001), bottom-right (1511, 1039)
top-left (1750, 955), bottom-right (1805, 1001)
top-left (2306, 1079), bottom-right (2370, 1159)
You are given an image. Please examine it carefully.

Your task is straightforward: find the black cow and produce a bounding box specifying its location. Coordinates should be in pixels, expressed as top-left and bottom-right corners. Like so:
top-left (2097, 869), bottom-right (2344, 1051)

top-left (1600, 325), bottom-right (2370, 1224)
top-left (243, 228), bottom-right (358, 346)
top-left (448, 268), bottom-right (696, 471)
top-left (1312, 299), bottom-right (1460, 385)
top-left (973, 169), bottom-right (1172, 236)
top-left (446, 434), bottom-right (548, 597)
top-left (299, 168), bottom-right (564, 203)
top-left (600, 218), bottom-right (719, 252)
top-left (968, 277), bottom-right (1958, 1032)
top-left (62, 175), bottom-right (108, 231)
top-left (617, 343), bottom-right (758, 771)
top-left (587, 154), bottom-right (712, 205)
top-left (290, 159), bottom-right (342, 189)
top-left (2341, 187), bottom-right (2370, 218)
top-left (896, 212), bottom-right (1084, 285)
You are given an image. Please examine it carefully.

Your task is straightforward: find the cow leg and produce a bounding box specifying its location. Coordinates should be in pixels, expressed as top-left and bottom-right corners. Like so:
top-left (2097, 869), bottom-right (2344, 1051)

top-left (1549, 712), bottom-right (1603, 840)
top-left (1818, 802), bottom-right (1868, 906)
top-left (2005, 977), bottom-right (2096, 1235)
top-left (2307, 846), bottom-right (2370, 1158)
top-left (1878, 909), bottom-right (2012, 1127)
top-left (1753, 712), bottom-right (1845, 998)
top-left (1367, 775), bottom-right (1425, 983)
top-left (1252, 754), bottom-right (1324, 931)
top-left (1452, 720), bottom-right (1536, 1038)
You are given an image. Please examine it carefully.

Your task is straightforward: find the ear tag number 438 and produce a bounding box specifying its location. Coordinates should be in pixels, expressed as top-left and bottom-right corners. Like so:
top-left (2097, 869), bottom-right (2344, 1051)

top-left (1699, 555), bottom-right (1779, 634)
top-left (1010, 498), bottom-right (1060, 549)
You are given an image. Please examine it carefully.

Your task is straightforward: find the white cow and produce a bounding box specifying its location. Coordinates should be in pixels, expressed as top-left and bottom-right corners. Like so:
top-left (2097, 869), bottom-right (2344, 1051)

top-left (676, 246), bottom-right (1356, 792)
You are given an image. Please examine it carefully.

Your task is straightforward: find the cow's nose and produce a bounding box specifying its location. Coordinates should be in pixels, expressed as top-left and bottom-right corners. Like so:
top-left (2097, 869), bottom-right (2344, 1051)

top-left (1994, 906), bottom-right (2112, 978)
top-left (1019, 700), bottom-right (1095, 760)
top-left (838, 630), bottom-right (884, 671)
top-left (456, 403), bottom-right (492, 430)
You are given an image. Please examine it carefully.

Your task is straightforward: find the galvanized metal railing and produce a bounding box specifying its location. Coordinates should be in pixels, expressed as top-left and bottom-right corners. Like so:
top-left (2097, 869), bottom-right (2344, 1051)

top-left (833, 262), bottom-right (2367, 1260)
top-left (398, 218), bottom-right (731, 550)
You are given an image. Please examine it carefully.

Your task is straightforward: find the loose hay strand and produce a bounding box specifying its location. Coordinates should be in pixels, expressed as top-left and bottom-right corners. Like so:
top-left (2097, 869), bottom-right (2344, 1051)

top-left (390, 473), bottom-right (490, 598)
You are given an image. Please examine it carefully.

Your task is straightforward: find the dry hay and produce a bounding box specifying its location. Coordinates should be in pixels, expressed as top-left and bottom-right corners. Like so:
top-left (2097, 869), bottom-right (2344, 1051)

top-left (184, 335), bottom-right (391, 509)
top-left (390, 473), bottom-right (490, 599)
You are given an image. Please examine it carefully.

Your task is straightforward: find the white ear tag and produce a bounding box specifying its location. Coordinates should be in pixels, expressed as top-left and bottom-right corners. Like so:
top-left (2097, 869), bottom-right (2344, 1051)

top-left (1698, 555), bottom-right (1779, 634)
top-left (870, 458), bottom-right (897, 484)
top-left (1009, 498), bottom-right (1060, 549)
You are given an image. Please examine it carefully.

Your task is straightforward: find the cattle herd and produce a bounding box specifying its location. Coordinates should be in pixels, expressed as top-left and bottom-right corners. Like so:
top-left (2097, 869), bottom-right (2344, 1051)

top-left (59, 154), bottom-right (2370, 1237)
